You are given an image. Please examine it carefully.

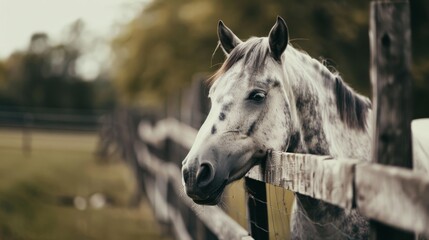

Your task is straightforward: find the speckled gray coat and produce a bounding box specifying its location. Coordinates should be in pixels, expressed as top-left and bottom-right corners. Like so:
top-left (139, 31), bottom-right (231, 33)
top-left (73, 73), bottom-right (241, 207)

top-left (182, 17), bottom-right (372, 239)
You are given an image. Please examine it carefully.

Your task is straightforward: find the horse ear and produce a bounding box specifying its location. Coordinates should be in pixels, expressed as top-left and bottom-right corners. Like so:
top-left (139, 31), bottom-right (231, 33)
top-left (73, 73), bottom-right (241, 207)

top-left (268, 16), bottom-right (289, 61)
top-left (218, 20), bottom-right (242, 55)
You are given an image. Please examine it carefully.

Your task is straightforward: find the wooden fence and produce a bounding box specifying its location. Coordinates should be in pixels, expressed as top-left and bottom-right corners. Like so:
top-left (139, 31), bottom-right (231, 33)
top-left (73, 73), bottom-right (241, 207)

top-left (246, 2), bottom-right (428, 239)
top-left (136, 119), bottom-right (429, 239)
top-left (100, 1), bottom-right (429, 239)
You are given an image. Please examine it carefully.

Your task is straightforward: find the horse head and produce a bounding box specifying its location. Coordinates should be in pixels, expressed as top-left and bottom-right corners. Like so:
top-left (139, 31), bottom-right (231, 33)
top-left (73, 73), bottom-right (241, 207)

top-left (182, 17), bottom-right (299, 205)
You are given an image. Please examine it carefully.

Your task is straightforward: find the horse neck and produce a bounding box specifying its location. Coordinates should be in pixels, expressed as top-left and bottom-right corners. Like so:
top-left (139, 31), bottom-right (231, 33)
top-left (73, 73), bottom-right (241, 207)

top-left (283, 48), bottom-right (371, 239)
top-left (283, 48), bottom-right (372, 160)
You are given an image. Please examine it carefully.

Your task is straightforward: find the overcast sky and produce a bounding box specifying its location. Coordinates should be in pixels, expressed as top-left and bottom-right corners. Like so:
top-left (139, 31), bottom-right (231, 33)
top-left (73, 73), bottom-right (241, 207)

top-left (0, 0), bottom-right (147, 59)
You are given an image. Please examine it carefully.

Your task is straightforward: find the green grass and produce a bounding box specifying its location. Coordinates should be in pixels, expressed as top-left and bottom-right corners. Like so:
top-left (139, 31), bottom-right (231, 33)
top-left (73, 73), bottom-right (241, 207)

top-left (0, 129), bottom-right (170, 240)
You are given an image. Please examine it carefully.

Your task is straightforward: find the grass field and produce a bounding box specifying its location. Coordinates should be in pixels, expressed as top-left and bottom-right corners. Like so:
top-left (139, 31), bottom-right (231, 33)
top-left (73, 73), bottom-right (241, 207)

top-left (0, 128), bottom-right (170, 240)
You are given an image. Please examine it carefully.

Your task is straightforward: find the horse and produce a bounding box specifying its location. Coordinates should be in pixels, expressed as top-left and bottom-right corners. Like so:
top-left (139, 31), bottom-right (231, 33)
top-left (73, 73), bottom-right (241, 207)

top-left (181, 16), bottom-right (373, 239)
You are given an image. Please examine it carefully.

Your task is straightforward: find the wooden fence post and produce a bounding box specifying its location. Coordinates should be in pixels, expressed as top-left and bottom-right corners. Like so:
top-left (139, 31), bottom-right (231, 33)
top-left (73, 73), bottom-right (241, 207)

top-left (189, 74), bottom-right (210, 129)
top-left (115, 108), bottom-right (147, 207)
top-left (175, 76), bottom-right (211, 240)
top-left (22, 113), bottom-right (33, 155)
top-left (245, 178), bottom-right (269, 240)
top-left (369, 1), bottom-right (414, 239)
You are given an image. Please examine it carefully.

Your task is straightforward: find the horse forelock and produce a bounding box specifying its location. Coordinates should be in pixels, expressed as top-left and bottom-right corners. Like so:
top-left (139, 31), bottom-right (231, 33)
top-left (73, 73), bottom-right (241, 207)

top-left (208, 37), bottom-right (270, 85)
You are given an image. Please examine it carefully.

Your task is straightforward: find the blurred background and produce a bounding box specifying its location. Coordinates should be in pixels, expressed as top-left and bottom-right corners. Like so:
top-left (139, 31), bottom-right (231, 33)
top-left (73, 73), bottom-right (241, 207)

top-left (0, 0), bottom-right (427, 239)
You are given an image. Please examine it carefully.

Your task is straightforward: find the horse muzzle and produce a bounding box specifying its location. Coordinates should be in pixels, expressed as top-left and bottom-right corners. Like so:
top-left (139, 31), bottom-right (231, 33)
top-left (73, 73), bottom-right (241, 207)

top-left (182, 159), bottom-right (229, 205)
top-left (181, 132), bottom-right (260, 205)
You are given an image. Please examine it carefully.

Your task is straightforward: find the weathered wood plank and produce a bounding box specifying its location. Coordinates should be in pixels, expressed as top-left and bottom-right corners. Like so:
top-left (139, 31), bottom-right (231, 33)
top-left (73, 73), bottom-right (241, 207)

top-left (247, 151), bottom-right (429, 237)
top-left (138, 118), bottom-right (197, 150)
top-left (247, 151), bottom-right (358, 210)
top-left (355, 163), bottom-right (429, 237)
top-left (135, 142), bottom-right (252, 240)
top-left (412, 119), bottom-right (429, 173)
top-left (370, 1), bottom-right (413, 167)
top-left (370, 1), bottom-right (414, 239)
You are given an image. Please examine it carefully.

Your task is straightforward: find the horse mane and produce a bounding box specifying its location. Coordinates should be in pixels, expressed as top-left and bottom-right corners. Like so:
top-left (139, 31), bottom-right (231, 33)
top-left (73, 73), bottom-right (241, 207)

top-left (334, 75), bottom-right (371, 130)
top-left (209, 38), bottom-right (371, 131)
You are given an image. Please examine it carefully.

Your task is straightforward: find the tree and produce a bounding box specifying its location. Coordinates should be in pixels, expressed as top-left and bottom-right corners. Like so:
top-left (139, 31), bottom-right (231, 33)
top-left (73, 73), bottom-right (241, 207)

top-left (111, 0), bottom-right (429, 117)
top-left (0, 20), bottom-right (116, 113)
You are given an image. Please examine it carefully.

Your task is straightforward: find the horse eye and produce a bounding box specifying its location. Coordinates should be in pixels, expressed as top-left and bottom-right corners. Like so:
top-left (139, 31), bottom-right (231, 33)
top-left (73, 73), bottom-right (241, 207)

top-left (248, 90), bottom-right (266, 102)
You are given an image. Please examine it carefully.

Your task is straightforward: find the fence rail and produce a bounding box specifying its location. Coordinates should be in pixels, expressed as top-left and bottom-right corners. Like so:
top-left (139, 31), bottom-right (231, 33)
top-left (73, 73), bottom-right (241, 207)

top-left (138, 117), bottom-right (429, 238)
top-left (0, 109), bottom-right (103, 131)
top-left (249, 151), bottom-right (429, 236)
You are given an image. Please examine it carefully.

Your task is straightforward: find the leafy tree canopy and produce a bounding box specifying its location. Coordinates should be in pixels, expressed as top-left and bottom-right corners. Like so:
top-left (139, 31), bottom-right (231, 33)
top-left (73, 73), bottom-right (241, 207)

top-left (112, 0), bottom-right (429, 117)
top-left (0, 20), bottom-right (115, 112)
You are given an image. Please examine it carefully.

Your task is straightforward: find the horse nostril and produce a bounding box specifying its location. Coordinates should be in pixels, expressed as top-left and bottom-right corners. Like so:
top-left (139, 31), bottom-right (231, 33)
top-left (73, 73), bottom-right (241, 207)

top-left (183, 168), bottom-right (190, 185)
top-left (196, 162), bottom-right (214, 188)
